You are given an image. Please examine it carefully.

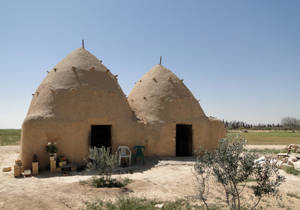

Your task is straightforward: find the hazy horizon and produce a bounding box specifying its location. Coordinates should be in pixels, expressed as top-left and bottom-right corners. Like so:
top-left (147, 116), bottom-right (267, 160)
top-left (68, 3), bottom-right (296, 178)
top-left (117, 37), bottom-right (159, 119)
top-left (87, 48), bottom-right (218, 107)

top-left (1, 0), bottom-right (299, 129)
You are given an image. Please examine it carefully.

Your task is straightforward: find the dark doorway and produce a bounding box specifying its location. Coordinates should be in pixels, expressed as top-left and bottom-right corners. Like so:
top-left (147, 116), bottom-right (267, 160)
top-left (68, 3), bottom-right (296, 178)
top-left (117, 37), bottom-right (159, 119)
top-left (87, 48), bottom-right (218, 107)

top-left (176, 124), bottom-right (193, 156)
top-left (91, 125), bottom-right (111, 149)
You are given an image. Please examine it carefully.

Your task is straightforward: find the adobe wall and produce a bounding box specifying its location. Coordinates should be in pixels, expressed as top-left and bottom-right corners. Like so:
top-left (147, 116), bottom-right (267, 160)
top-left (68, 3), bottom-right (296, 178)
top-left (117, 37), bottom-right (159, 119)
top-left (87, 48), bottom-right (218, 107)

top-left (207, 118), bottom-right (226, 150)
top-left (21, 74), bottom-right (140, 169)
top-left (21, 115), bottom-right (225, 169)
top-left (21, 116), bottom-right (144, 169)
top-left (140, 117), bottom-right (225, 157)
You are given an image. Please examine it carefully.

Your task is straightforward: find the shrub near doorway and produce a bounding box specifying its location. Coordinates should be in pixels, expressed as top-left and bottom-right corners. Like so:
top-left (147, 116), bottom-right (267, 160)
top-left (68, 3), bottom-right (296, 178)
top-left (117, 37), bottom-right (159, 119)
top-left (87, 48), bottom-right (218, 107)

top-left (87, 147), bottom-right (131, 188)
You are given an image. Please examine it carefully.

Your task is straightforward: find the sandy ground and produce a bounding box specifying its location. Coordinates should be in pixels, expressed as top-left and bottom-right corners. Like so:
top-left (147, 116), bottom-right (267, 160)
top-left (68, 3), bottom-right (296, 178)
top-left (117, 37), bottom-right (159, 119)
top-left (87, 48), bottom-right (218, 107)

top-left (245, 145), bottom-right (286, 150)
top-left (1, 145), bottom-right (300, 210)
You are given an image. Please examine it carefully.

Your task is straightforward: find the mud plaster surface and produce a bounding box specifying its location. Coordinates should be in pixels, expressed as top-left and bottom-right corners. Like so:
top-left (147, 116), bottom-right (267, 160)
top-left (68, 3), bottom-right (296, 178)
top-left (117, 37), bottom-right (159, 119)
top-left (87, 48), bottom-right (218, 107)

top-left (21, 48), bottom-right (225, 169)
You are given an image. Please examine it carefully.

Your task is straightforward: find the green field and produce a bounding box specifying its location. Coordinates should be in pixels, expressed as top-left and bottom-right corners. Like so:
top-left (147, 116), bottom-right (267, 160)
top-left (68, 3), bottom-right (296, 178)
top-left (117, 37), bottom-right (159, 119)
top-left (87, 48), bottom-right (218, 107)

top-left (0, 129), bottom-right (21, 145)
top-left (0, 129), bottom-right (300, 146)
top-left (227, 130), bottom-right (300, 145)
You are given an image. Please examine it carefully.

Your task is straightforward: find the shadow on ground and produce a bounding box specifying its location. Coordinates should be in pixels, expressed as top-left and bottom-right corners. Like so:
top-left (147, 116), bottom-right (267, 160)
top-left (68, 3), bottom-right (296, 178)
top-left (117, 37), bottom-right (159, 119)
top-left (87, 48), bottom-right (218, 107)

top-left (31, 156), bottom-right (196, 179)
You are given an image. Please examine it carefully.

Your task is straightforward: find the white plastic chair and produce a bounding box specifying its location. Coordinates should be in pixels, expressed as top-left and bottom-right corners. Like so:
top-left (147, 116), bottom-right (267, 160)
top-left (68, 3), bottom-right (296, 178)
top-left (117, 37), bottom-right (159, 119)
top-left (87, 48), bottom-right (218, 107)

top-left (117, 146), bottom-right (131, 166)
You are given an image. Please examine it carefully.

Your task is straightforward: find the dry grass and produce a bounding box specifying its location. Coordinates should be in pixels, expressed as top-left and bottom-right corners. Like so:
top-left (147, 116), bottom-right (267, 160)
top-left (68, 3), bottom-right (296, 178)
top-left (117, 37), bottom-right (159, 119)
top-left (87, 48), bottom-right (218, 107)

top-left (282, 166), bottom-right (300, 176)
top-left (246, 148), bottom-right (287, 154)
top-left (287, 192), bottom-right (300, 199)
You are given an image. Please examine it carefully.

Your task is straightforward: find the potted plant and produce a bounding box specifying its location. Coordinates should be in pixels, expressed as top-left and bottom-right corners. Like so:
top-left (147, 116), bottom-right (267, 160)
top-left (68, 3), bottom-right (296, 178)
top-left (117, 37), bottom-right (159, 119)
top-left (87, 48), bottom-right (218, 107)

top-left (46, 142), bottom-right (58, 159)
top-left (58, 155), bottom-right (67, 167)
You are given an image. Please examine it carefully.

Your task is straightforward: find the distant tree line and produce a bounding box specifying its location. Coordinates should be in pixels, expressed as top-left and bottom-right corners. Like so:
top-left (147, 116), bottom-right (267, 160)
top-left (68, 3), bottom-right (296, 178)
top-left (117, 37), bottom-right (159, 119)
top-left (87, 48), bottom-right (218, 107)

top-left (281, 117), bottom-right (300, 130)
top-left (223, 117), bottom-right (300, 130)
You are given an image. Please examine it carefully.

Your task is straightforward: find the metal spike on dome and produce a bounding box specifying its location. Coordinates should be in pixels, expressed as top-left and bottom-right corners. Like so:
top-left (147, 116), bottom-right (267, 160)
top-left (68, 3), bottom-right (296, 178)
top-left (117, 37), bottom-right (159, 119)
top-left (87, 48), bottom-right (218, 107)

top-left (160, 56), bottom-right (162, 65)
top-left (82, 39), bottom-right (85, 49)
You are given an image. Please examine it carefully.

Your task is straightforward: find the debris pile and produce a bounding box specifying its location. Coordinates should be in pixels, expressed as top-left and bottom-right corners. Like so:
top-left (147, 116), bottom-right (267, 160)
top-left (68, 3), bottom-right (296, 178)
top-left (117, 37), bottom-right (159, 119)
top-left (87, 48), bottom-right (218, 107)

top-left (285, 144), bottom-right (300, 153)
top-left (254, 144), bottom-right (300, 171)
top-left (277, 144), bottom-right (300, 170)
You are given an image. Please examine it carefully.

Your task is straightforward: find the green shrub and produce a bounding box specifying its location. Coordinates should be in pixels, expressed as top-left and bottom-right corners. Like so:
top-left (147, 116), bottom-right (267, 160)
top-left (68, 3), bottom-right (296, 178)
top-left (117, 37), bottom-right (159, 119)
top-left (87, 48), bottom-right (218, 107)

top-left (88, 146), bottom-right (118, 184)
top-left (85, 197), bottom-right (204, 210)
top-left (45, 142), bottom-right (58, 153)
top-left (85, 198), bottom-right (155, 210)
top-left (195, 137), bottom-right (285, 210)
top-left (245, 178), bottom-right (256, 182)
top-left (91, 177), bottom-right (132, 188)
top-left (283, 167), bottom-right (300, 175)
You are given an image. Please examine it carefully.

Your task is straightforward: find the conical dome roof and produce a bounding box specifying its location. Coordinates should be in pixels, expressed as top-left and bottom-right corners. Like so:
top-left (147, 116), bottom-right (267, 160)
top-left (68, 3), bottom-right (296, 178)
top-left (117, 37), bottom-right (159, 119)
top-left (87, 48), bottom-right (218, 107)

top-left (128, 64), bottom-right (206, 124)
top-left (26, 48), bottom-right (132, 121)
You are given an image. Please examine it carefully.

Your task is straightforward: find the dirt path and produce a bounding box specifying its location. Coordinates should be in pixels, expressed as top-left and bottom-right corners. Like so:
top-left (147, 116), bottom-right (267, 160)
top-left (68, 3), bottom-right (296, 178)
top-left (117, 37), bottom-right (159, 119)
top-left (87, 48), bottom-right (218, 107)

top-left (1, 145), bottom-right (300, 209)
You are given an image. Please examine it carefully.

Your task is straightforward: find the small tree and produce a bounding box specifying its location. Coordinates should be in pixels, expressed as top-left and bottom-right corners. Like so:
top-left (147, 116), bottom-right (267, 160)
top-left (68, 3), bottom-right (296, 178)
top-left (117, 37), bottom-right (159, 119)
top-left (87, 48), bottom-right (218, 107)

top-left (194, 151), bottom-right (212, 209)
top-left (194, 138), bottom-right (285, 210)
top-left (88, 146), bottom-right (118, 182)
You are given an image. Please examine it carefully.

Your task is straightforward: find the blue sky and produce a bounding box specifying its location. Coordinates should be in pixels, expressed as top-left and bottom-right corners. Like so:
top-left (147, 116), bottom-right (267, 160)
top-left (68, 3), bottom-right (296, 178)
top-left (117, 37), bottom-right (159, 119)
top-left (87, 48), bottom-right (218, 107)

top-left (0, 0), bottom-right (299, 128)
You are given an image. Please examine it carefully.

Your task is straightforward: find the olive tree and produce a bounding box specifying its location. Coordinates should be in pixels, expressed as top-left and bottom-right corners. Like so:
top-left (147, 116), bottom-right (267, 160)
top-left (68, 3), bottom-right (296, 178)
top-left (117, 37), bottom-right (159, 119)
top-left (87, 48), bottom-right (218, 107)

top-left (194, 138), bottom-right (285, 210)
